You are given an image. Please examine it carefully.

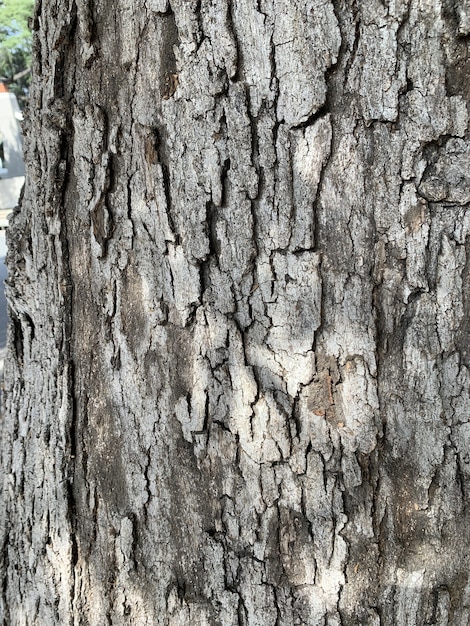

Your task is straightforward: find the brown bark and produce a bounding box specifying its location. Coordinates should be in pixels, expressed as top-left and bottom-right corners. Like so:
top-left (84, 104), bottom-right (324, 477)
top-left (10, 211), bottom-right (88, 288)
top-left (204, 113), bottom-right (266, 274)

top-left (1, 0), bottom-right (470, 624)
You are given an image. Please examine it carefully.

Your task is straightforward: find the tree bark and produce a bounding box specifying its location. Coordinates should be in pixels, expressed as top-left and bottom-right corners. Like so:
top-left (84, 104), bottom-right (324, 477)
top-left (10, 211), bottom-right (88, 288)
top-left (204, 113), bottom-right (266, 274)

top-left (1, 0), bottom-right (470, 624)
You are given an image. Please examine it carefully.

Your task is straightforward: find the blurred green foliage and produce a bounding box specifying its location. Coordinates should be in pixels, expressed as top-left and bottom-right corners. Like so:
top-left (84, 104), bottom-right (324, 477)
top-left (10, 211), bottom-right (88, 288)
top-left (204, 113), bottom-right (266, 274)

top-left (0, 0), bottom-right (34, 106)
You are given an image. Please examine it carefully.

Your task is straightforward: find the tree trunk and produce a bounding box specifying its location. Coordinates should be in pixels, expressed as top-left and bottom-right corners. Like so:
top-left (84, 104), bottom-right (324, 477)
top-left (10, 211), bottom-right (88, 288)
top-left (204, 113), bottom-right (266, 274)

top-left (1, 0), bottom-right (470, 623)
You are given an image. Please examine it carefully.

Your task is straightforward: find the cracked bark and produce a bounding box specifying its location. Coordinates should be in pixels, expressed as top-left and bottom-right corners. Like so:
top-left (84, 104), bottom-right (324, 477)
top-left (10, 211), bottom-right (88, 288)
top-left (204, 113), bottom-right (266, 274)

top-left (1, 0), bottom-right (470, 624)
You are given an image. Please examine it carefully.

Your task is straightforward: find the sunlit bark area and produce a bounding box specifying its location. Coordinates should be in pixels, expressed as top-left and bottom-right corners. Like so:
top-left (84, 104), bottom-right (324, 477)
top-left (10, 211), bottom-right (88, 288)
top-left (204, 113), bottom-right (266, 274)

top-left (1, 0), bottom-right (470, 623)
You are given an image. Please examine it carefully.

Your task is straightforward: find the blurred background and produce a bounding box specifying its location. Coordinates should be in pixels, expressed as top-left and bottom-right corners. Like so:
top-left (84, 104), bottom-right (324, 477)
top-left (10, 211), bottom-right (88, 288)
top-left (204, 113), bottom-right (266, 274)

top-left (0, 0), bottom-right (33, 106)
top-left (0, 0), bottom-right (33, 387)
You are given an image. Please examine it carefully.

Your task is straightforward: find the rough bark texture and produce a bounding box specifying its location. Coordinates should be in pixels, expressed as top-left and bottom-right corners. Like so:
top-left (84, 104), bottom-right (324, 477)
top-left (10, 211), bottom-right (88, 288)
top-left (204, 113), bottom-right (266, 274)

top-left (1, 0), bottom-right (470, 624)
